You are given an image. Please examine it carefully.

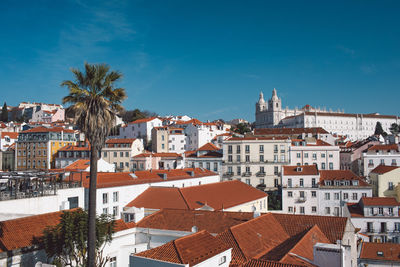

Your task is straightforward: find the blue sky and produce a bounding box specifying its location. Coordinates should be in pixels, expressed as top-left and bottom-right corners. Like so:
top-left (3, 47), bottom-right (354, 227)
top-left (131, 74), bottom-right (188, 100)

top-left (1, 0), bottom-right (399, 122)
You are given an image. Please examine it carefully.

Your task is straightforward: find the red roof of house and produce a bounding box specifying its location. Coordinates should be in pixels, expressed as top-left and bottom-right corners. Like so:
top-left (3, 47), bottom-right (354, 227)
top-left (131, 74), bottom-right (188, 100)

top-left (129, 117), bottom-right (159, 124)
top-left (197, 142), bottom-right (220, 151)
top-left (126, 180), bottom-right (267, 210)
top-left (283, 165), bottom-right (319, 176)
top-left (64, 159), bottom-right (90, 171)
top-left (368, 144), bottom-right (399, 151)
top-left (105, 138), bottom-right (137, 144)
top-left (0, 131), bottom-right (19, 139)
top-left (58, 144), bottom-right (90, 152)
top-left (319, 170), bottom-right (369, 186)
top-left (133, 152), bottom-right (182, 158)
top-left (243, 259), bottom-right (307, 267)
top-left (227, 136), bottom-right (289, 141)
top-left (370, 165), bottom-right (399, 174)
top-left (135, 230), bottom-right (230, 266)
top-left (361, 197), bottom-right (400, 207)
top-left (291, 139), bottom-right (331, 146)
top-left (69, 168), bottom-right (217, 189)
top-left (21, 126), bottom-right (74, 133)
top-left (136, 209), bottom-right (255, 234)
top-left (360, 242), bottom-right (400, 262)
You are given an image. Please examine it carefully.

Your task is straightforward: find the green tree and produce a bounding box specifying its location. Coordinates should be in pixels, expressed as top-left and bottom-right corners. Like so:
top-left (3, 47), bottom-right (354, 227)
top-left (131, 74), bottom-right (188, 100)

top-left (1, 102), bottom-right (8, 122)
top-left (389, 123), bottom-right (400, 135)
top-left (232, 123), bottom-right (251, 135)
top-left (374, 121), bottom-right (387, 136)
top-left (61, 63), bottom-right (126, 266)
top-left (42, 209), bottom-right (115, 267)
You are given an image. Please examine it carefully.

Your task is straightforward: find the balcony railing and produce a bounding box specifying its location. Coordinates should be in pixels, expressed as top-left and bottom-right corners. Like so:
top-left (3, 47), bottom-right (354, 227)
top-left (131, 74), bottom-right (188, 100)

top-left (296, 197), bottom-right (306, 203)
top-left (223, 172), bottom-right (234, 178)
top-left (242, 172), bottom-right (252, 177)
top-left (256, 172), bottom-right (266, 177)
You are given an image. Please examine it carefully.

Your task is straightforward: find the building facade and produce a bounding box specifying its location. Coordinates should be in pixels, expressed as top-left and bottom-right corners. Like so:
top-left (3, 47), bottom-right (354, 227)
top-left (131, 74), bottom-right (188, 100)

top-left (362, 144), bottom-right (400, 177)
top-left (102, 138), bottom-right (144, 172)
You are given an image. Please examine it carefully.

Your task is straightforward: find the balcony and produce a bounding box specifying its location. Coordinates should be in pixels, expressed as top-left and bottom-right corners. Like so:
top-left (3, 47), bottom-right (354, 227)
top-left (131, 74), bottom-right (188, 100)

top-left (392, 162), bottom-right (397, 166)
top-left (366, 228), bottom-right (375, 233)
top-left (296, 197), bottom-right (307, 203)
top-left (368, 163), bottom-right (374, 168)
top-left (242, 172), bottom-right (252, 177)
top-left (223, 172), bottom-right (234, 178)
top-left (256, 172), bottom-right (266, 177)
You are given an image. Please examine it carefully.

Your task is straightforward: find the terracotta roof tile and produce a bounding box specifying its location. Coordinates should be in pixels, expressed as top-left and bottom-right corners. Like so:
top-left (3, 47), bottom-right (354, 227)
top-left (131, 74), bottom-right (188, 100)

top-left (105, 138), bottom-right (137, 144)
top-left (243, 259), bottom-right (307, 267)
top-left (197, 142), bottom-right (220, 151)
top-left (64, 159), bottom-right (90, 171)
top-left (370, 165), bottom-right (399, 174)
top-left (136, 209), bottom-right (255, 234)
top-left (58, 144), bottom-right (91, 151)
top-left (21, 126), bottom-right (74, 133)
top-left (303, 111), bottom-right (398, 119)
top-left (360, 242), bottom-right (400, 262)
top-left (346, 203), bottom-right (364, 217)
top-left (227, 136), bottom-right (289, 141)
top-left (283, 165), bottom-right (319, 176)
top-left (319, 170), bottom-right (369, 186)
top-left (0, 132), bottom-right (19, 139)
top-left (126, 180), bottom-right (267, 211)
top-left (136, 230), bottom-right (230, 266)
top-left (113, 219), bottom-right (136, 232)
top-left (368, 144), bottom-right (399, 151)
top-left (129, 117), bottom-right (159, 124)
top-left (361, 197), bottom-right (400, 207)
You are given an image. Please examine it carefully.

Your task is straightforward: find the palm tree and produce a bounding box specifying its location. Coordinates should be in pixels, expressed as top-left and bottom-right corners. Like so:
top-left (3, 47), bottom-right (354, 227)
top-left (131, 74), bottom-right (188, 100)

top-left (61, 63), bottom-right (126, 266)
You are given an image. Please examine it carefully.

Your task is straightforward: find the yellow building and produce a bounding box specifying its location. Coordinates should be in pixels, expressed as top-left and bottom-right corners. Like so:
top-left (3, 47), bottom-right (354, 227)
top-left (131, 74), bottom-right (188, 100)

top-left (16, 126), bottom-right (76, 170)
top-left (369, 165), bottom-right (400, 200)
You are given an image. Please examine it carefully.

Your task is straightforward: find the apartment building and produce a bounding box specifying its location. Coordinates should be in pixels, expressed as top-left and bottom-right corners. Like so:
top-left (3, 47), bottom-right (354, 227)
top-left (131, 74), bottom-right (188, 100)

top-left (119, 117), bottom-right (162, 142)
top-left (15, 126), bottom-right (76, 170)
top-left (222, 136), bottom-right (291, 190)
top-left (369, 165), bottom-right (400, 200)
top-left (185, 142), bottom-right (223, 175)
top-left (362, 144), bottom-right (400, 177)
top-left (345, 197), bottom-right (400, 243)
top-left (289, 138), bottom-right (340, 170)
top-left (282, 165), bottom-right (372, 216)
top-left (102, 138), bottom-right (144, 172)
top-left (151, 126), bottom-right (185, 153)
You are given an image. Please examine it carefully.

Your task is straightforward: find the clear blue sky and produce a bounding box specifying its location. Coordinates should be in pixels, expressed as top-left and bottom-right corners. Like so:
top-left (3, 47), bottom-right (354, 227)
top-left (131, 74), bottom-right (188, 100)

top-left (1, 0), bottom-right (399, 122)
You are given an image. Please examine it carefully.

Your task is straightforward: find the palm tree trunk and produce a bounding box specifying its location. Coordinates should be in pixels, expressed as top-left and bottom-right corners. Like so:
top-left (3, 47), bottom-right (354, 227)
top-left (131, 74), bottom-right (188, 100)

top-left (87, 145), bottom-right (98, 266)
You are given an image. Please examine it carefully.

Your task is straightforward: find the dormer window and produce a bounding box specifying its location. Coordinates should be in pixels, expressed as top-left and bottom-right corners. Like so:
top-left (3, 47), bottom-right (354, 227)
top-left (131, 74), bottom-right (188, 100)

top-left (353, 180), bottom-right (359, 186)
top-left (296, 167), bottom-right (303, 172)
top-left (335, 181), bottom-right (340, 186)
top-left (325, 180), bottom-right (331, 186)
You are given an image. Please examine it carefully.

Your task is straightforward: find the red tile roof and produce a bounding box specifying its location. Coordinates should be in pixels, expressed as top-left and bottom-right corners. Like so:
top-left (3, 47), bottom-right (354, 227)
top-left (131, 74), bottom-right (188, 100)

top-left (113, 219), bottom-right (136, 232)
top-left (58, 144), bottom-right (91, 151)
top-left (346, 203), bottom-right (364, 217)
top-left (136, 230), bottom-right (230, 266)
top-left (368, 144), bottom-right (399, 151)
top-left (283, 165), bottom-right (319, 176)
top-left (291, 139), bottom-right (331, 147)
top-left (319, 170), bottom-right (369, 186)
top-left (105, 138), bottom-right (137, 144)
top-left (303, 111), bottom-right (398, 119)
top-left (69, 168), bottom-right (217, 188)
top-left (0, 131), bottom-right (19, 139)
top-left (129, 117), bottom-right (159, 124)
top-left (254, 127), bottom-right (329, 136)
top-left (136, 209), bottom-right (255, 234)
top-left (65, 159), bottom-right (90, 171)
top-left (227, 136), bottom-right (289, 141)
top-left (126, 180), bottom-right (267, 211)
top-left (361, 197), bottom-right (400, 207)
top-left (243, 259), bottom-right (307, 267)
top-left (360, 242), bottom-right (400, 262)
top-left (133, 152), bottom-right (182, 158)
top-left (370, 165), bottom-right (399, 174)
top-left (21, 126), bottom-right (74, 133)
top-left (197, 142), bottom-right (220, 151)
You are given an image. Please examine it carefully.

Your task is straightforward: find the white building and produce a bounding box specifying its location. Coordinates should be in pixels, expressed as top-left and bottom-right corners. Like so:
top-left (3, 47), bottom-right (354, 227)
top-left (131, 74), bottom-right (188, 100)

top-left (282, 165), bottom-right (372, 216)
top-left (222, 136), bottom-right (291, 190)
top-left (185, 142), bottom-right (223, 175)
top-left (102, 138), bottom-right (144, 172)
top-left (255, 89), bottom-right (399, 140)
top-left (132, 152), bottom-right (184, 171)
top-left (0, 131), bottom-right (18, 151)
top-left (289, 138), bottom-right (340, 170)
top-left (119, 117), bottom-right (162, 142)
top-left (344, 197), bottom-right (400, 243)
top-left (362, 144), bottom-right (400, 177)
top-left (185, 122), bottom-right (228, 151)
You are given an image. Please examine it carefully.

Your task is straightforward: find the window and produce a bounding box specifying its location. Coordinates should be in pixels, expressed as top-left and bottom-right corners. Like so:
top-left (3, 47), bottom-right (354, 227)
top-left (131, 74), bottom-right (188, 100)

top-left (228, 166), bottom-right (233, 174)
top-left (245, 155), bottom-right (250, 162)
top-left (68, 197), bottom-right (79, 209)
top-left (260, 166), bottom-right (265, 173)
top-left (325, 207), bottom-right (330, 215)
top-left (228, 145), bottom-right (232, 154)
top-left (260, 155), bottom-right (264, 162)
top-left (300, 191), bottom-right (305, 198)
top-left (321, 163), bottom-right (326, 170)
top-left (352, 193), bottom-right (358, 200)
top-left (325, 193), bottom-right (330, 200)
top-left (161, 135), bottom-right (165, 141)
top-left (343, 193), bottom-right (348, 199)
top-left (103, 208), bottom-right (108, 214)
top-left (259, 178), bottom-right (264, 184)
top-left (110, 256), bottom-right (117, 267)
top-left (288, 207), bottom-right (293, 212)
top-left (236, 145), bottom-right (241, 153)
top-left (245, 179), bottom-right (250, 185)
top-left (312, 153), bottom-right (317, 160)
top-left (237, 166), bottom-right (241, 175)
top-left (228, 155), bottom-right (232, 162)
top-left (125, 152), bottom-right (129, 157)
top-left (162, 144), bottom-right (165, 149)
top-left (380, 159), bottom-right (385, 165)
top-left (311, 191), bottom-right (316, 197)
top-left (213, 163), bottom-right (218, 171)
top-left (300, 207), bottom-right (305, 214)
top-left (362, 193), bottom-right (367, 197)
top-left (395, 222), bottom-right (400, 231)
top-left (389, 182), bottom-right (394, 190)
top-left (237, 155), bottom-right (241, 162)
top-left (274, 155), bottom-right (278, 162)
top-left (329, 163), bottom-right (333, 170)
top-left (274, 166), bottom-right (279, 175)
top-left (125, 162), bottom-right (129, 167)
top-left (288, 178), bottom-right (292, 188)
top-left (274, 145), bottom-right (278, 153)
top-left (378, 207), bottom-right (383, 215)
top-left (389, 207), bottom-right (393, 215)
top-left (245, 145), bottom-right (250, 153)
top-left (334, 207), bottom-right (340, 216)
top-left (334, 193), bottom-right (339, 200)
top-left (120, 162), bottom-right (123, 168)
top-left (206, 162), bottom-right (210, 170)
top-left (312, 206), bottom-right (317, 213)
top-left (299, 178), bottom-right (304, 187)
top-left (103, 152), bottom-right (107, 157)
top-left (304, 153), bottom-right (308, 158)
top-left (219, 255), bottom-right (227, 265)
top-left (103, 193), bottom-right (108, 204)
top-left (259, 145), bottom-right (264, 152)
top-left (113, 206), bottom-right (119, 217)
top-left (321, 153), bottom-right (326, 158)
top-left (296, 153), bottom-right (301, 158)
top-left (288, 191), bottom-right (293, 197)
top-left (329, 154), bottom-right (333, 158)
top-left (312, 178), bottom-right (316, 187)
top-left (245, 166), bottom-right (250, 173)
top-left (113, 192), bottom-right (119, 202)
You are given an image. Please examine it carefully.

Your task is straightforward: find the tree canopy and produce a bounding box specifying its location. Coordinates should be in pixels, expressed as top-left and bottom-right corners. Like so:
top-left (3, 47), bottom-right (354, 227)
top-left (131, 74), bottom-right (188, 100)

top-left (389, 123), bottom-right (400, 135)
top-left (374, 121), bottom-right (387, 137)
top-left (1, 102), bottom-right (8, 122)
top-left (42, 209), bottom-right (115, 267)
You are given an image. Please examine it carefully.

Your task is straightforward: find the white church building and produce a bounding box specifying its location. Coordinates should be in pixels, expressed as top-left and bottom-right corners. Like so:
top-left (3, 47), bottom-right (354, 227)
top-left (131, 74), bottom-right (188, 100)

top-left (255, 89), bottom-right (399, 140)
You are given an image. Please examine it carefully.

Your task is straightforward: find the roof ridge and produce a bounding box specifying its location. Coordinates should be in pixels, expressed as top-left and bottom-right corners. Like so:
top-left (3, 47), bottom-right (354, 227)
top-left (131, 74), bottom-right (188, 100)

top-left (177, 188), bottom-right (191, 210)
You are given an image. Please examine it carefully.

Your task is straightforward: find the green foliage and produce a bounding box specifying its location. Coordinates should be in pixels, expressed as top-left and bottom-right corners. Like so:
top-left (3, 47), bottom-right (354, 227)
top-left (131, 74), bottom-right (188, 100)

top-left (42, 209), bottom-right (115, 267)
top-left (121, 109), bottom-right (158, 123)
top-left (374, 121), bottom-right (387, 137)
top-left (1, 102), bottom-right (8, 122)
top-left (231, 123), bottom-right (251, 135)
top-left (267, 190), bottom-right (282, 210)
top-left (389, 123), bottom-right (400, 135)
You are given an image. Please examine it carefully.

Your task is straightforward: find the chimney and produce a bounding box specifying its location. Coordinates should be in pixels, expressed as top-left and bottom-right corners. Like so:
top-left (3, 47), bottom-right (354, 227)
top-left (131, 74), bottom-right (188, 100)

top-left (159, 173), bottom-right (167, 180)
